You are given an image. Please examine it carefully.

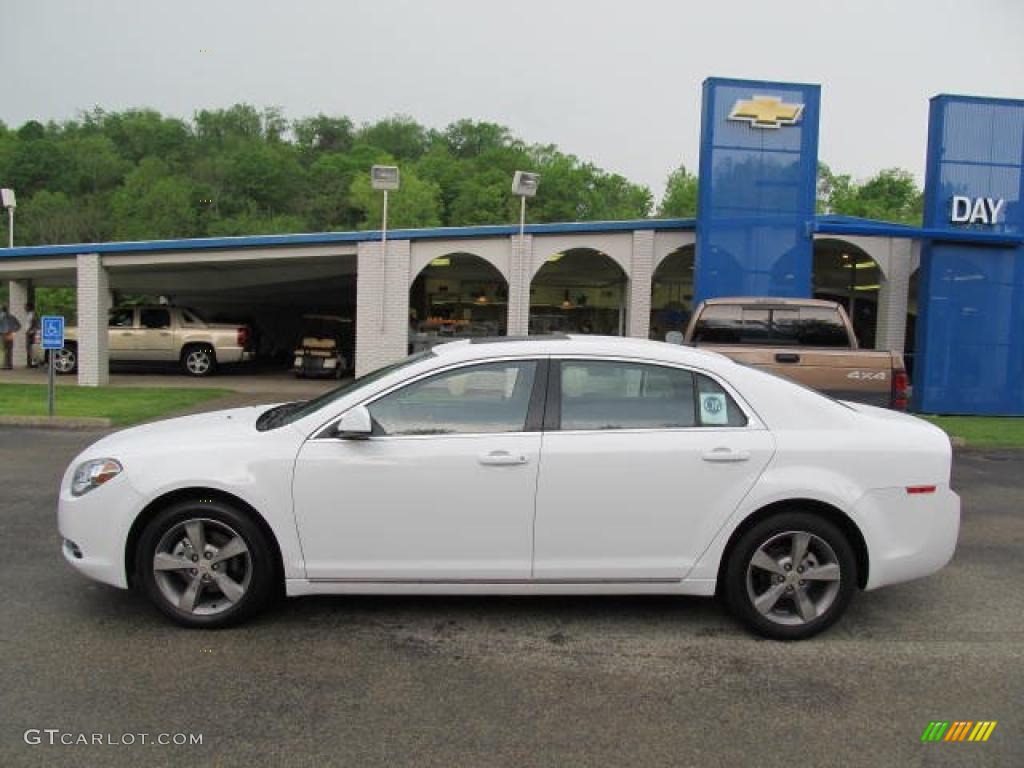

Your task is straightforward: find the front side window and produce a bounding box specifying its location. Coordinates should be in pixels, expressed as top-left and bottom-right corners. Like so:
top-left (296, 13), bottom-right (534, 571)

top-left (369, 361), bottom-right (537, 436)
top-left (558, 360), bottom-right (748, 430)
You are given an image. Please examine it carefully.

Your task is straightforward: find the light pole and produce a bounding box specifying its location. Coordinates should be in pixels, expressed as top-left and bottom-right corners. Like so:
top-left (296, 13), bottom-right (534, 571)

top-left (370, 166), bottom-right (400, 330)
top-left (511, 171), bottom-right (540, 243)
top-left (1, 188), bottom-right (15, 248)
top-left (371, 165), bottom-right (400, 251)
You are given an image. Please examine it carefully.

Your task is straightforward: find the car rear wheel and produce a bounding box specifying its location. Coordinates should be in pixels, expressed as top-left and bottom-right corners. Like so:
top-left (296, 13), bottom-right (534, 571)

top-left (136, 500), bottom-right (276, 628)
top-left (52, 344), bottom-right (77, 374)
top-left (182, 345), bottom-right (216, 377)
top-left (723, 512), bottom-right (857, 640)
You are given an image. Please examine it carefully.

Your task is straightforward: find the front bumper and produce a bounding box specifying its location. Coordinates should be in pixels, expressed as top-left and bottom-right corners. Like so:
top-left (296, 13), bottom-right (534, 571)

top-left (856, 484), bottom-right (961, 590)
top-left (58, 477), bottom-right (144, 590)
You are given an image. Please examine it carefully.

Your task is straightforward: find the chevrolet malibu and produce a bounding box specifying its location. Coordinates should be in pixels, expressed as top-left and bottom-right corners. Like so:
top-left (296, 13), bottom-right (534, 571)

top-left (58, 336), bottom-right (960, 640)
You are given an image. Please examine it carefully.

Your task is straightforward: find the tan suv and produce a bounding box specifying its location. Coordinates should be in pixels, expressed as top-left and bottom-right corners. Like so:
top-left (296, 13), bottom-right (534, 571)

top-left (45, 305), bottom-right (252, 377)
top-left (684, 297), bottom-right (909, 409)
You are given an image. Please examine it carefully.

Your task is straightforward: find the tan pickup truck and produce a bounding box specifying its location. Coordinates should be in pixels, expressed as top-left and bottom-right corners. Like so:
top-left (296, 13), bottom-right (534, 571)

top-left (683, 297), bottom-right (909, 409)
top-left (45, 305), bottom-right (251, 377)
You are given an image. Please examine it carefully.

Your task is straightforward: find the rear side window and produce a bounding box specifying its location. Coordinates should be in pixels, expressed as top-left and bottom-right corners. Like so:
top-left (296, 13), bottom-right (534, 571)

top-left (559, 360), bottom-right (697, 430)
top-left (140, 308), bottom-right (171, 329)
top-left (692, 305), bottom-right (850, 347)
top-left (696, 374), bottom-right (748, 427)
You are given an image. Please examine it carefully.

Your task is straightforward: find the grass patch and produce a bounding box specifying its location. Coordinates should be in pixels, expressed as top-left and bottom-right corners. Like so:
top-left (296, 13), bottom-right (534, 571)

top-left (922, 415), bottom-right (1024, 448)
top-left (0, 383), bottom-right (232, 425)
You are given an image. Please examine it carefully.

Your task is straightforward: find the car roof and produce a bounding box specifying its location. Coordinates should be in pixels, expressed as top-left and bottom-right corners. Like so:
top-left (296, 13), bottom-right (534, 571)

top-left (429, 334), bottom-right (735, 368)
top-left (699, 296), bottom-right (840, 309)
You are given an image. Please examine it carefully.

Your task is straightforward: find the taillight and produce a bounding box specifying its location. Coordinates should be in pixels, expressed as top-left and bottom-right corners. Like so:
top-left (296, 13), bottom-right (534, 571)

top-left (892, 369), bottom-right (909, 410)
top-left (237, 326), bottom-right (250, 348)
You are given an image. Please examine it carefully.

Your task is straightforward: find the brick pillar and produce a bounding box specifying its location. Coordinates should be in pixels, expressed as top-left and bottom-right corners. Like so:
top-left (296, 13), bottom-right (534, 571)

top-left (506, 235), bottom-right (532, 336)
top-left (76, 253), bottom-right (111, 386)
top-left (7, 279), bottom-right (30, 368)
top-left (355, 239), bottom-right (411, 377)
top-left (628, 231), bottom-right (654, 339)
top-left (875, 238), bottom-right (912, 353)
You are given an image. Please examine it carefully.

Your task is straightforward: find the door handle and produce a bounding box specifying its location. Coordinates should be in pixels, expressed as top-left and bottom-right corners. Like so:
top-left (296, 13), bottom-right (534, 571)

top-left (478, 450), bottom-right (529, 466)
top-left (775, 353), bottom-right (800, 364)
top-left (702, 447), bottom-right (751, 463)
top-left (159, 332), bottom-right (171, 336)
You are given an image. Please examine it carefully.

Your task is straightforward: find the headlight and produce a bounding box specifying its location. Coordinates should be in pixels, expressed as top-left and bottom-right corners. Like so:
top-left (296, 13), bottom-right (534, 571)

top-left (71, 458), bottom-right (123, 497)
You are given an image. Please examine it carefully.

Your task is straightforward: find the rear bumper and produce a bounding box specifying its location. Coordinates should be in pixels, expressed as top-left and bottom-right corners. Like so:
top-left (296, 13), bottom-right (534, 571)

top-left (856, 485), bottom-right (960, 590)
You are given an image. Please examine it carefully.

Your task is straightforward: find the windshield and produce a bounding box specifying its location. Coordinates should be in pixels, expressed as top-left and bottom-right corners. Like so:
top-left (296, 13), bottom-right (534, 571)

top-left (257, 351), bottom-right (434, 431)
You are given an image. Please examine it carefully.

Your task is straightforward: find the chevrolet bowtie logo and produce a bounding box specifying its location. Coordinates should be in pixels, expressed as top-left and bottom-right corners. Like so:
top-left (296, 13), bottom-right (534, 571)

top-left (728, 95), bottom-right (804, 129)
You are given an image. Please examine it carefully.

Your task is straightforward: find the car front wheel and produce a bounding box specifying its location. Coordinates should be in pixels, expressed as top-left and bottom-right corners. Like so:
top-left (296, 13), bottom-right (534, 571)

top-left (136, 500), bottom-right (276, 628)
top-left (723, 511), bottom-right (857, 640)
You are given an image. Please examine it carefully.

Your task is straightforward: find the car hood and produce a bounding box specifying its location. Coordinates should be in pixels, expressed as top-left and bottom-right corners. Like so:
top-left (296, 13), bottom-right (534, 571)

top-left (75, 405), bottom-right (283, 461)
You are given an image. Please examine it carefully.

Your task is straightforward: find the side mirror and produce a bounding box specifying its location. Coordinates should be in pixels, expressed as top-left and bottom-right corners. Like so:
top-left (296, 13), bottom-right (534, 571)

top-left (334, 405), bottom-right (372, 439)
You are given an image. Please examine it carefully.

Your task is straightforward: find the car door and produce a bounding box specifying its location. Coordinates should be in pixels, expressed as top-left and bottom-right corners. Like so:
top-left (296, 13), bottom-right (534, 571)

top-left (136, 308), bottom-right (176, 360)
top-left (107, 307), bottom-right (138, 361)
top-left (532, 358), bottom-right (775, 581)
top-left (292, 358), bottom-right (546, 581)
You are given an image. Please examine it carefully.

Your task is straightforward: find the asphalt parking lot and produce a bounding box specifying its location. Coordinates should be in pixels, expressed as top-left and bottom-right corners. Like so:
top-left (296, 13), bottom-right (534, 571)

top-left (1, 427), bottom-right (1021, 768)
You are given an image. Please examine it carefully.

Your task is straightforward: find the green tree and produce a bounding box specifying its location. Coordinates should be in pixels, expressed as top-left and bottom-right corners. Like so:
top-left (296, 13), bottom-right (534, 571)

top-left (356, 116), bottom-right (429, 161)
top-left (818, 165), bottom-right (922, 225)
top-left (658, 165), bottom-right (698, 217)
top-left (349, 167), bottom-right (441, 230)
top-left (111, 158), bottom-right (197, 240)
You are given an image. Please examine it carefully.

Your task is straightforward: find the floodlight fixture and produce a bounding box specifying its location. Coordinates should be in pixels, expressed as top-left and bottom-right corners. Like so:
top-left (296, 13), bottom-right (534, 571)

top-left (511, 171), bottom-right (540, 198)
top-left (371, 165), bottom-right (401, 191)
top-left (1, 188), bottom-right (15, 249)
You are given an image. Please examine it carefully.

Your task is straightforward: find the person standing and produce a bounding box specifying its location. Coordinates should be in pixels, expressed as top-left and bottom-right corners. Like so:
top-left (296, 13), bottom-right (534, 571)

top-left (25, 302), bottom-right (38, 368)
top-left (0, 305), bottom-right (22, 370)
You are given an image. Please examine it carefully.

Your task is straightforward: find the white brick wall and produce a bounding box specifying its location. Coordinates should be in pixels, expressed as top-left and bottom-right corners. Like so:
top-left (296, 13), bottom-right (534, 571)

top-left (506, 235), bottom-right (533, 336)
top-left (628, 231), bottom-right (654, 338)
top-left (7, 279), bottom-right (30, 368)
top-left (355, 239), bottom-right (411, 377)
top-left (76, 253), bottom-right (111, 386)
top-left (875, 238), bottom-right (912, 353)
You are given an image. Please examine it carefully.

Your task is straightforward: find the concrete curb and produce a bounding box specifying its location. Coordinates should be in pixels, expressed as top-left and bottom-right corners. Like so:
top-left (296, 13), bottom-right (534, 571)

top-left (0, 415), bottom-right (112, 429)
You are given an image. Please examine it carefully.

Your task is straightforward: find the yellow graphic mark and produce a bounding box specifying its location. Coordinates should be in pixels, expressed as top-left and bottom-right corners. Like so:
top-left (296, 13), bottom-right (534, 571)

top-left (728, 95), bottom-right (804, 129)
top-left (968, 721), bottom-right (997, 742)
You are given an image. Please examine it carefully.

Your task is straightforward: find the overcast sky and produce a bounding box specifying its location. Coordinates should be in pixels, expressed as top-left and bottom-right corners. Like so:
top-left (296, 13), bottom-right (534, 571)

top-left (2, 0), bottom-right (1022, 198)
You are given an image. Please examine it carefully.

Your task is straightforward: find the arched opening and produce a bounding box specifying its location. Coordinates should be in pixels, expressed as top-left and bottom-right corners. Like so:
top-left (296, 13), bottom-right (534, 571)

top-left (650, 245), bottom-right (695, 341)
top-left (529, 248), bottom-right (628, 335)
top-left (813, 239), bottom-right (882, 349)
top-left (409, 252), bottom-right (508, 353)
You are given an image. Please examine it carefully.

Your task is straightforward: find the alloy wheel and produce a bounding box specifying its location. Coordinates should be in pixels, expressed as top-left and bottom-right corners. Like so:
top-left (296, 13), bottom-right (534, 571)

top-left (745, 530), bottom-right (842, 626)
top-left (185, 349), bottom-right (212, 375)
top-left (152, 518), bottom-right (251, 616)
top-left (53, 347), bottom-right (76, 373)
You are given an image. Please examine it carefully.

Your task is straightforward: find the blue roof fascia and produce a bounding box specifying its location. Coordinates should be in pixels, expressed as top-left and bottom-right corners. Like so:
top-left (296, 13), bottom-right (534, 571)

top-left (813, 216), bottom-right (1023, 246)
top-left (0, 218), bottom-right (697, 260)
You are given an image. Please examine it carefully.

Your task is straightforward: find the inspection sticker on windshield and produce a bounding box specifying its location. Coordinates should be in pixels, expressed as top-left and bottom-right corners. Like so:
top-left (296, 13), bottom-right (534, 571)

top-left (700, 393), bottom-right (728, 425)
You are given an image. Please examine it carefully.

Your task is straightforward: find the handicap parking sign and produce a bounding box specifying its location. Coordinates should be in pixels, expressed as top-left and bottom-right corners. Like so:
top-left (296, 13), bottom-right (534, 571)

top-left (41, 316), bottom-right (65, 350)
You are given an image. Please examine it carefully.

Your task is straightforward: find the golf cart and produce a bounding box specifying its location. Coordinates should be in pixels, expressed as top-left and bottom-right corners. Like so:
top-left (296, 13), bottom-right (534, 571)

top-left (293, 314), bottom-right (352, 378)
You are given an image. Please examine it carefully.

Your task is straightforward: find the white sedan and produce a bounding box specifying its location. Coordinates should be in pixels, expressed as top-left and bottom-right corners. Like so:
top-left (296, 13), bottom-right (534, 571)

top-left (58, 336), bottom-right (960, 640)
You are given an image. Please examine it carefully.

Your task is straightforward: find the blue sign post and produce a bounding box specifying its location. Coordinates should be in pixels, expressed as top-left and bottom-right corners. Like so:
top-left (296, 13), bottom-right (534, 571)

top-left (40, 315), bottom-right (65, 417)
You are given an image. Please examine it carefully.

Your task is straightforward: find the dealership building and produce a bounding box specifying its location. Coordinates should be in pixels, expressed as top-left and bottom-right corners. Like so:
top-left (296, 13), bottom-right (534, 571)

top-left (2, 77), bottom-right (1022, 415)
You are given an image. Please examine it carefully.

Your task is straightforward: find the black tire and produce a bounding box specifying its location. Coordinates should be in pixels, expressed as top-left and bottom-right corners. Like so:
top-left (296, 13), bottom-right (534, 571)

top-left (136, 499), bottom-right (277, 628)
top-left (723, 511), bottom-right (858, 641)
top-left (52, 344), bottom-right (78, 375)
top-left (181, 344), bottom-right (217, 377)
